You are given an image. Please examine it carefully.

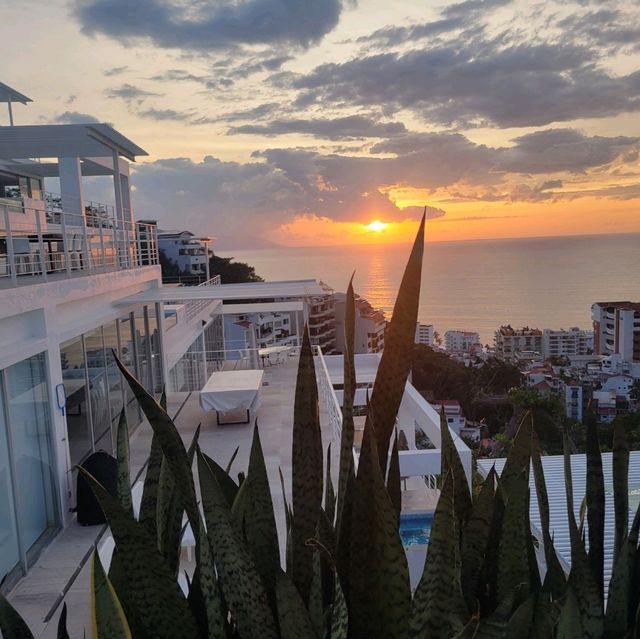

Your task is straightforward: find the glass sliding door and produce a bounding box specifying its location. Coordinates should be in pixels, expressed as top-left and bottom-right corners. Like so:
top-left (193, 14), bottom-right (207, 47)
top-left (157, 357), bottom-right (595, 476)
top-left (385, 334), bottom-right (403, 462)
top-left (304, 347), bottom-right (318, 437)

top-left (119, 314), bottom-right (140, 428)
top-left (5, 354), bottom-right (58, 554)
top-left (84, 327), bottom-right (112, 454)
top-left (147, 305), bottom-right (163, 394)
top-left (103, 321), bottom-right (124, 438)
top-left (60, 337), bottom-right (93, 466)
top-left (0, 386), bottom-right (20, 585)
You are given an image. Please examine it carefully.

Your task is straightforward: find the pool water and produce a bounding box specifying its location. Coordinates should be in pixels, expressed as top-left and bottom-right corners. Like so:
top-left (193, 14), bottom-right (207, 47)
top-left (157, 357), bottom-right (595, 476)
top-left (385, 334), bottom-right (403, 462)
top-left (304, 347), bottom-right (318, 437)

top-left (399, 513), bottom-right (433, 547)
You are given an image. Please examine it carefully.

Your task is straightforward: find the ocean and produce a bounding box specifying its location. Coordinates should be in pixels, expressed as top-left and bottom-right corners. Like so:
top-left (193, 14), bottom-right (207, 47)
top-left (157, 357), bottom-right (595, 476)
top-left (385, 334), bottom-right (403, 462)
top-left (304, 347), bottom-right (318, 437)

top-left (218, 233), bottom-right (640, 344)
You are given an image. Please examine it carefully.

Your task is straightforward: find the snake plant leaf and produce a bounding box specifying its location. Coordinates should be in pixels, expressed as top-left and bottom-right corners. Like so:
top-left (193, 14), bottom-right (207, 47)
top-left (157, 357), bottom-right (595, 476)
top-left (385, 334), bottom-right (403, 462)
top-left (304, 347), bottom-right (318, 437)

top-left (56, 603), bottom-right (70, 639)
top-left (202, 451), bottom-right (239, 508)
top-left (461, 466), bottom-right (495, 611)
top-left (531, 432), bottom-right (566, 599)
top-left (612, 418), bottom-right (629, 563)
top-left (292, 326), bottom-right (323, 603)
top-left (0, 590), bottom-right (34, 639)
top-left (197, 450), bottom-right (278, 639)
top-left (387, 432), bottom-right (402, 526)
top-left (349, 419), bottom-right (411, 639)
top-left (336, 275), bottom-right (356, 534)
top-left (115, 356), bottom-right (200, 536)
top-left (499, 412), bottom-right (532, 495)
top-left (412, 472), bottom-right (467, 639)
top-left (115, 408), bottom-right (133, 517)
top-left (238, 426), bottom-right (281, 597)
top-left (497, 469), bottom-right (532, 604)
top-left (470, 587), bottom-right (520, 639)
top-left (79, 468), bottom-right (199, 639)
top-left (585, 417), bottom-right (605, 600)
top-left (440, 407), bottom-right (472, 528)
top-left (225, 445), bottom-right (239, 474)
top-left (91, 552), bottom-right (132, 639)
top-left (506, 595), bottom-right (535, 637)
top-left (481, 475), bottom-right (505, 615)
top-left (157, 425), bottom-right (200, 577)
top-left (275, 571), bottom-right (318, 639)
top-left (194, 517), bottom-right (226, 639)
top-left (369, 212), bottom-right (425, 472)
top-left (604, 535), bottom-right (632, 639)
top-left (325, 443), bottom-right (336, 525)
top-left (186, 566), bottom-right (209, 639)
top-left (563, 429), bottom-right (604, 637)
top-left (159, 387), bottom-right (167, 411)
top-left (138, 432), bottom-right (164, 539)
top-left (557, 587), bottom-right (584, 639)
top-left (308, 551), bottom-right (325, 638)
top-left (329, 572), bottom-right (349, 639)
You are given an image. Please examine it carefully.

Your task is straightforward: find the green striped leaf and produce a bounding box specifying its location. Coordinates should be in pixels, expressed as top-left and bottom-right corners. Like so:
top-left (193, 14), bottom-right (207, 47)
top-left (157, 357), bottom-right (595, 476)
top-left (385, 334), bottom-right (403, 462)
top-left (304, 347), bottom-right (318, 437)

top-left (350, 420), bottom-right (411, 639)
top-left (604, 535), bottom-right (633, 639)
top-left (197, 450), bottom-right (278, 639)
top-left (531, 431), bottom-right (566, 599)
top-left (461, 466), bottom-right (495, 611)
top-left (0, 591), bottom-right (34, 639)
top-left (370, 213), bottom-right (425, 472)
top-left (138, 432), bottom-right (164, 540)
top-left (292, 326), bottom-right (323, 603)
top-left (563, 428), bottom-right (603, 638)
top-left (585, 417), bottom-right (605, 600)
top-left (56, 603), bottom-right (70, 639)
top-left (276, 571), bottom-right (318, 639)
top-left (203, 452), bottom-right (240, 508)
top-left (499, 412), bottom-right (533, 495)
top-left (325, 443), bottom-right (336, 525)
top-left (329, 572), bottom-right (349, 639)
top-left (115, 408), bottom-right (132, 517)
top-left (387, 432), bottom-right (402, 527)
top-left (412, 472), bottom-right (468, 639)
top-left (439, 407), bottom-right (472, 528)
top-left (91, 552), bottom-right (132, 639)
top-left (79, 468), bottom-right (199, 639)
top-left (336, 275), bottom-right (356, 534)
top-left (612, 418), bottom-right (629, 563)
top-left (557, 587), bottom-right (584, 639)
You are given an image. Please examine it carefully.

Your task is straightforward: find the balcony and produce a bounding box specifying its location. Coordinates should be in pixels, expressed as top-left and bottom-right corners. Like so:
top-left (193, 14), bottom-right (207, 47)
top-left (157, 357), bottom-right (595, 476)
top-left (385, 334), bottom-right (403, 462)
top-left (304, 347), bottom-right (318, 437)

top-left (0, 193), bottom-right (158, 288)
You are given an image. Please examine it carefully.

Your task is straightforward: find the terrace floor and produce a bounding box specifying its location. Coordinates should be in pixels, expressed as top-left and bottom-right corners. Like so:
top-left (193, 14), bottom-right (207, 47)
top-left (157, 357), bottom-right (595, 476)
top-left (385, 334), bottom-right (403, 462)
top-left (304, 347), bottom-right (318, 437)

top-left (8, 355), bottom-right (337, 638)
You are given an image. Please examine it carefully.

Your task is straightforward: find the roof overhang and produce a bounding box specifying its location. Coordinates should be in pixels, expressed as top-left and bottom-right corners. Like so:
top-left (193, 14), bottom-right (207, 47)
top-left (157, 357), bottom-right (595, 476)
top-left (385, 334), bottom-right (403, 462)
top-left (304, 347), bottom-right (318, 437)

top-left (220, 301), bottom-right (304, 315)
top-left (0, 124), bottom-right (147, 162)
top-left (0, 83), bottom-right (32, 105)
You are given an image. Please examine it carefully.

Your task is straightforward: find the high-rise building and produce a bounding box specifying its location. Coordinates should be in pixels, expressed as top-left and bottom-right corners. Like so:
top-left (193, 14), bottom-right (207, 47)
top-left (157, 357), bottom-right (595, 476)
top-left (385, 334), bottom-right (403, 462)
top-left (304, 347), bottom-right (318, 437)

top-left (592, 301), bottom-right (640, 362)
top-left (157, 230), bottom-right (212, 282)
top-left (335, 293), bottom-right (386, 353)
top-left (494, 326), bottom-right (542, 361)
top-left (415, 323), bottom-right (435, 346)
top-left (541, 327), bottom-right (593, 359)
top-left (444, 330), bottom-right (481, 355)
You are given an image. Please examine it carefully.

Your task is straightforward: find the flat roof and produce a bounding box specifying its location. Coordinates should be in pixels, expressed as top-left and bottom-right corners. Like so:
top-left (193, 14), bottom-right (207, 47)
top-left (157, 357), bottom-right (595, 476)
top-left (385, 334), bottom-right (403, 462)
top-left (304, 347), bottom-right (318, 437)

top-left (221, 301), bottom-right (304, 315)
top-left (478, 452), bottom-right (640, 590)
top-left (0, 82), bottom-right (32, 105)
top-left (0, 124), bottom-right (147, 162)
top-left (115, 280), bottom-right (326, 305)
top-left (320, 353), bottom-right (382, 385)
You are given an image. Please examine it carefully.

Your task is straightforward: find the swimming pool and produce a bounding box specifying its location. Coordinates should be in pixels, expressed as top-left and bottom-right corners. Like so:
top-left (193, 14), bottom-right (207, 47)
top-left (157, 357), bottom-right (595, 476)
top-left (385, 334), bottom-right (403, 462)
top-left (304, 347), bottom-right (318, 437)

top-left (399, 512), bottom-right (433, 547)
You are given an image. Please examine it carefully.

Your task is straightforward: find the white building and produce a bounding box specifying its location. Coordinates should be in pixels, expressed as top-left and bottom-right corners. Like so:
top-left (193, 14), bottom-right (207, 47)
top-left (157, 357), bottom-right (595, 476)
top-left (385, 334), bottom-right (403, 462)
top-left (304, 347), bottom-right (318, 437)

top-left (444, 330), bottom-right (481, 355)
top-left (0, 88), bottom-right (225, 590)
top-left (542, 327), bottom-right (593, 360)
top-left (415, 323), bottom-right (434, 347)
top-left (592, 301), bottom-right (640, 363)
top-left (494, 326), bottom-right (543, 361)
top-left (335, 293), bottom-right (386, 354)
top-left (157, 229), bottom-right (211, 282)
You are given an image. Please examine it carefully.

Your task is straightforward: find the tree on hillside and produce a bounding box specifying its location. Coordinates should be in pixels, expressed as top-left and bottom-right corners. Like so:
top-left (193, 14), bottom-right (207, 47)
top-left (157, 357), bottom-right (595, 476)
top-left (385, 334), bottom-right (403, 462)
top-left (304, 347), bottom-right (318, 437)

top-left (209, 253), bottom-right (263, 284)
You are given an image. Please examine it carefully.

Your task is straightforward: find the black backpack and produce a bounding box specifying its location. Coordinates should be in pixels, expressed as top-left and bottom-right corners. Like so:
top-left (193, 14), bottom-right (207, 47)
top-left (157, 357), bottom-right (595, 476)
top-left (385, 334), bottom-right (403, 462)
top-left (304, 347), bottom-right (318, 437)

top-left (76, 451), bottom-right (118, 525)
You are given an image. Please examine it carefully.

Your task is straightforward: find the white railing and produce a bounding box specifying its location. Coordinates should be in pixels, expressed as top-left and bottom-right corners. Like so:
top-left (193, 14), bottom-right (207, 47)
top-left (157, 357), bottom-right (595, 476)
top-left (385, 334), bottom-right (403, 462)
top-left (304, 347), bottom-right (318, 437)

top-left (0, 198), bottom-right (158, 286)
top-left (314, 346), bottom-right (345, 445)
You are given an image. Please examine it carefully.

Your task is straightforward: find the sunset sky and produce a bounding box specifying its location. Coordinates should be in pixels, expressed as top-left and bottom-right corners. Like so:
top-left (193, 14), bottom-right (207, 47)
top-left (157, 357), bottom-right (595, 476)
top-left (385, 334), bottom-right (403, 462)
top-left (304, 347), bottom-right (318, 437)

top-left (2, 0), bottom-right (640, 247)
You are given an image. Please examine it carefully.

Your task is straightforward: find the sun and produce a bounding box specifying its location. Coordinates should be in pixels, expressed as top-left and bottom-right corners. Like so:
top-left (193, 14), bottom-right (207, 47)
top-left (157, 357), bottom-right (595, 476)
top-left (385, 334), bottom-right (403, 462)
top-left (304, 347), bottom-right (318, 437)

top-left (364, 220), bottom-right (388, 232)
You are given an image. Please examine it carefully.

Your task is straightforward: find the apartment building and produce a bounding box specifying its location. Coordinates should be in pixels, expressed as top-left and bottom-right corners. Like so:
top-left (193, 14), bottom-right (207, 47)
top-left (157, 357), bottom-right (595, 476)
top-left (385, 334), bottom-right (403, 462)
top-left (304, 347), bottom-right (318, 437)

top-left (445, 330), bottom-right (481, 355)
top-left (335, 293), bottom-right (386, 354)
top-left (414, 323), bottom-right (435, 347)
top-left (494, 325), bottom-right (543, 361)
top-left (0, 87), bottom-right (222, 589)
top-left (308, 281), bottom-right (337, 354)
top-left (157, 229), bottom-right (211, 281)
top-left (542, 327), bottom-right (593, 360)
top-left (592, 301), bottom-right (640, 362)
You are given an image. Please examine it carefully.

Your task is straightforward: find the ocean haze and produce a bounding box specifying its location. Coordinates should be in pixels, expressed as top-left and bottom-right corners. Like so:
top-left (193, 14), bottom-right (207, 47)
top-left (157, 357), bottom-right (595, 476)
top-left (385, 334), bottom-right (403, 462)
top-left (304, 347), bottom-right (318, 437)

top-left (219, 233), bottom-right (640, 344)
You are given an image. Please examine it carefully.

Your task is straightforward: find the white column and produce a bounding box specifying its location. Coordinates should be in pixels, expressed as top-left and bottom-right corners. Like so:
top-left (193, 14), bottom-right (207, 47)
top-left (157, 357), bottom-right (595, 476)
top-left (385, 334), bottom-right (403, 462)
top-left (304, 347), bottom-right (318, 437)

top-left (58, 157), bottom-right (85, 222)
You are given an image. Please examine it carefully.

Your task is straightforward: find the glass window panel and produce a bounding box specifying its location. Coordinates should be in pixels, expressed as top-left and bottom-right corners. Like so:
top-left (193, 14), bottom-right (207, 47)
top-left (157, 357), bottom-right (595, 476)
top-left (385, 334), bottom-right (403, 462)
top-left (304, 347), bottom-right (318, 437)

top-left (134, 307), bottom-right (151, 393)
top-left (146, 305), bottom-right (163, 394)
top-left (119, 315), bottom-right (140, 428)
top-left (84, 327), bottom-right (111, 454)
top-left (5, 354), bottom-right (58, 551)
top-left (0, 384), bottom-right (20, 583)
top-left (60, 337), bottom-right (92, 466)
top-left (103, 321), bottom-right (124, 437)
